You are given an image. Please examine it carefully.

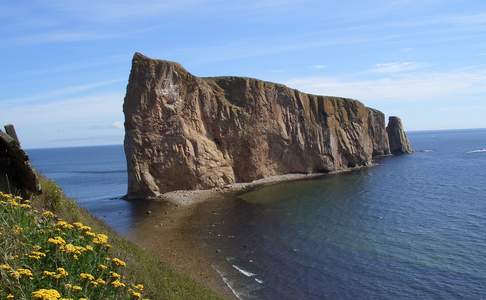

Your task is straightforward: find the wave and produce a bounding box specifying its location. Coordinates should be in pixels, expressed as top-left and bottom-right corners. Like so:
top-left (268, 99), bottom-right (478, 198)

top-left (213, 266), bottom-right (244, 300)
top-left (232, 265), bottom-right (257, 277)
top-left (467, 149), bottom-right (486, 154)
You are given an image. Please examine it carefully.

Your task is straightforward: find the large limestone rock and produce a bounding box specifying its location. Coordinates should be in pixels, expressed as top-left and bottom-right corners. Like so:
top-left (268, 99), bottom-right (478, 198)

top-left (386, 116), bottom-right (413, 154)
top-left (123, 53), bottom-right (405, 199)
top-left (0, 128), bottom-right (41, 197)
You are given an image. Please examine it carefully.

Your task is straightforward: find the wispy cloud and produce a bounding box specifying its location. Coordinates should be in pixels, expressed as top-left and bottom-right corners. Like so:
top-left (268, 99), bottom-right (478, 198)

top-left (10, 30), bottom-right (117, 45)
top-left (38, 0), bottom-right (207, 22)
top-left (0, 92), bottom-right (124, 148)
top-left (0, 80), bottom-right (124, 105)
top-left (371, 61), bottom-right (419, 74)
top-left (286, 67), bottom-right (486, 102)
top-left (310, 64), bottom-right (328, 69)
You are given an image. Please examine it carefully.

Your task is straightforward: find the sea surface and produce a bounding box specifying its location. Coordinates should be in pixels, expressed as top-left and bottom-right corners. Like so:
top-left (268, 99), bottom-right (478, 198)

top-left (28, 129), bottom-right (486, 299)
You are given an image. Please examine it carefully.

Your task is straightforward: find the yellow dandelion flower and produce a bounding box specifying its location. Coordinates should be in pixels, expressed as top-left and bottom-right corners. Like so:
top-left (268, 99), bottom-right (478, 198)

top-left (95, 278), bottom-right (106, 285)
top-left (85, 245), bottom-right (94, 251)
top-left (0, 264), bottom-right (11, 271)
top-left (31, 289), bottom-right (61, 300)
top-left (131, 291), bottom-right (142, 299)
top-left (7, 294), bottom-right (14, 299)
top-left (133, 284), bottom-right (144, 291)
top-left (97, 264), bottom-right (108, 271)
top-left (110, 271), bottom-right (121, 279)
top-left (112, 258), bottom-right (126, 267)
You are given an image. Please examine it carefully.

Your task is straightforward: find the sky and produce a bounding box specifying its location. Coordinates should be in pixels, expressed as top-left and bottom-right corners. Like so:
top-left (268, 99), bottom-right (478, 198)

top-left (1, 0), bottom-right (486, 149)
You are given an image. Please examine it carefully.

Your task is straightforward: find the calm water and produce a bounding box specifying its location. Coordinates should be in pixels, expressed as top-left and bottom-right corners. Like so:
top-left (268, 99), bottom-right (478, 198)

top-left (28, 129), bottom-right (486, 299)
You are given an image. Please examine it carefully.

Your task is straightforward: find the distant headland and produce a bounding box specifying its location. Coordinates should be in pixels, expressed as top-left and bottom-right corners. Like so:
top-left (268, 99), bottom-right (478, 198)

top-left (123, 53), bottom-right (412, 203)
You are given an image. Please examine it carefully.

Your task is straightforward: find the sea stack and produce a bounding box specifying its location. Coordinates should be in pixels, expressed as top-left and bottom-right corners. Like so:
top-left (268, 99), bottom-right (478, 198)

top-left (386, 116), bottom-right (413, 154)
top-left (123, 53), bottom-right (411, 199)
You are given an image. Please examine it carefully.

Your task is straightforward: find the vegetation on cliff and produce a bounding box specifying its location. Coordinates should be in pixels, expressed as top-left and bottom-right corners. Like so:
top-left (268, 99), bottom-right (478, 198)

top-left (0, 176), bottom-right (222, 300)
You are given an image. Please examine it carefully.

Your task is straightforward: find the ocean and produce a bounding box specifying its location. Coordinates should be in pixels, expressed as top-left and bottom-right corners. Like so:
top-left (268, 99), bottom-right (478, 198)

top-left (28, 129), bottom-right (486, 299)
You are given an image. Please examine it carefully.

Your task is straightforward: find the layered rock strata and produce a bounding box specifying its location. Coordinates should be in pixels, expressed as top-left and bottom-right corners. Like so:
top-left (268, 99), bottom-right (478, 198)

top-left (123, 53), bottom-right (411, 199)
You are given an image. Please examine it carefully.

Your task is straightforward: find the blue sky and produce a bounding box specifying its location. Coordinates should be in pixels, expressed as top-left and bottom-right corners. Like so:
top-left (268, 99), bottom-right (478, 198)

top-left (1, 0), bottom-right (486, 149)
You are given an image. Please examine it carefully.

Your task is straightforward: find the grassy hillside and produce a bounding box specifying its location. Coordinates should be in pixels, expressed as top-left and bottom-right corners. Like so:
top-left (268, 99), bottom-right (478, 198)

top-left (0, 176), bottom-right (223, 300)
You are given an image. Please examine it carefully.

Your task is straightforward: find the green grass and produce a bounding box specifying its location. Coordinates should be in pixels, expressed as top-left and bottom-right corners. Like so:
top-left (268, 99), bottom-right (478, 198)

top-left (0, 176), bottom-right (224, 300)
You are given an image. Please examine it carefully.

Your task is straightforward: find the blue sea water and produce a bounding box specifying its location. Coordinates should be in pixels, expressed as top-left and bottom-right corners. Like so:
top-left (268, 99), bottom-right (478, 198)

top-left (28, 129), bottom-right (486, 299)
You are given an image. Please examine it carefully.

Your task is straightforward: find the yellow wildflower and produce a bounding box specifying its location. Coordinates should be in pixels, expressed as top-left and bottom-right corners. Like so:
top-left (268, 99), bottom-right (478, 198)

top-left (0, 264), bottom-right (11, 270)
top-left (19, 203), bottom-right (32, 209)
top-left (29, 250), bottom-right (47, 260)
top-left (131, 291), bottom-right (142, 299)
top-left (7, 294), bottom-right (14, 299)
top-left (42, 211), bottom-right (55, 218)
top-left (80, 273), bottom-right (95, 281)
top-left (92, 233), bottom-right (108, 245)
top-left (14, 268), bottom-right (33, 279)
top-left (56, 221), bottom-right (74, 230)
top-left (42, 271), bottom-right (56, 278)
top-left (48, 236), bottom-right (66, 246)
top-left (85, 245), bottom-right (94, 251)
top-left (112, 257), bottom-right (126, 267)
top-left (111, 280), bottom-right (126, 288)
top-left (14, 226), bottom-right (23, 234)
top-left (98, 264), bottom-right (108, 271)
top-left (110, 271), bottom-right (121, 279)
top-left (69, 285), bottom-right (82, 292)
top-left (84, 231), bottom-right (96, 237)
top-left (31, 289), bottom-right (61, 300)
top-left (55, 268), bottom-right (68, 279)
top-left (133, 283), bottom-right (144, 291)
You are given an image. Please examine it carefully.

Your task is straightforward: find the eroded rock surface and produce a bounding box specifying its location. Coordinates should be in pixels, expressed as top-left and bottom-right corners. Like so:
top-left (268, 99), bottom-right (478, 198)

top-left (387, 116), bottom-right (413, 154)
top-left (0, 129), bottom-right (41, 197)
top-left (123, 53), bottom-right (409, 199)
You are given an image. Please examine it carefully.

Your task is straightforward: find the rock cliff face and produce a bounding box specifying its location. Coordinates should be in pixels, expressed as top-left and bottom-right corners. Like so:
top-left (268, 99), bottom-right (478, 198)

top-left (124, 53), bottom-right (409, 199)
top-left (0, 128), bottom-right (41, 197)
top-left (387, 116), bottom-right (413, 154)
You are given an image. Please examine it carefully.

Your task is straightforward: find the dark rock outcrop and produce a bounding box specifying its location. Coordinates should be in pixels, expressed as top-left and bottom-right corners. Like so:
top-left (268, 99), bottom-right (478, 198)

top-left (0, 127), bottom-right (41, 197)
top-left (123, 53), bottom-right (410, 199)
top-left (386, 116), bottom-right (413, 154)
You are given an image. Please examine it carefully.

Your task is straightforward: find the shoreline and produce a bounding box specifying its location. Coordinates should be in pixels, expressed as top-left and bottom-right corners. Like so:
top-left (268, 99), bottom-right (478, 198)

top-left (125, 165), bottom-right (377, 299)
top-left (157, 165), bottom-right (372, 206)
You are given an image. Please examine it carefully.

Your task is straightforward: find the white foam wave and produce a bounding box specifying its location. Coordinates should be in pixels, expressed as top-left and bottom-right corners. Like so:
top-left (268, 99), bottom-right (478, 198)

top-left (255, 278), bottom-right (264, 284)
top-left (232, 265), bottom-right (257, 277)
top-left (467, 149), bottom-right (486, 154)
top-left (213, 266), bottom-right (244, 300)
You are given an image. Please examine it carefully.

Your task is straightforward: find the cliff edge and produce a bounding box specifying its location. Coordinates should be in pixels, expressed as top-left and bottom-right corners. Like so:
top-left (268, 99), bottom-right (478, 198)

top-left (123, 53), bottom-right (411, 199)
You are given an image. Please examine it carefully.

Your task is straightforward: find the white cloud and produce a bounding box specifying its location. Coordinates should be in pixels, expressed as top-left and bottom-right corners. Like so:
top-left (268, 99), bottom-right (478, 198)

top-left (37, 0), bottom-right (207, 22)
top-left (0, 79), bottom-right (124, 105)
top-left (11, 31), bottom-right (117, 45)
top-left (371, 62), bottom-right (419, 74)
top-left (286, 67), bottom-right (486, 102)
top-left (310, 64), bottom-right (328, 69)
top-left (111, 121), bottom-right (124, 129)
top-left (0, 92), bottom-right (124, 148)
